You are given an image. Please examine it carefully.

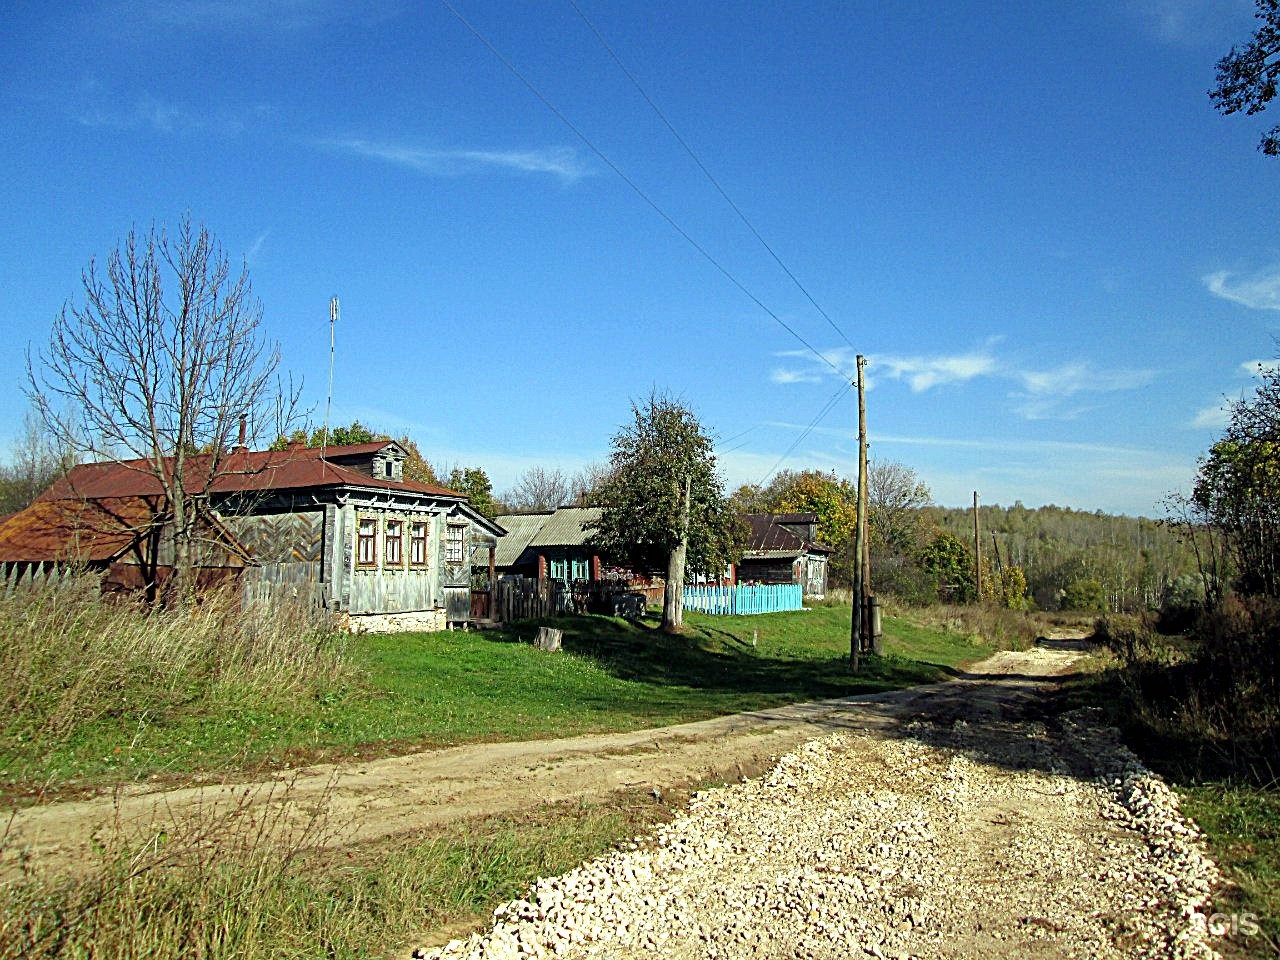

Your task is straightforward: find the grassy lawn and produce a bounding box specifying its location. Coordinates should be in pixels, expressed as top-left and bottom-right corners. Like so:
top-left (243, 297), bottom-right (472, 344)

top-left (0, 605), bottom-right (989, 801)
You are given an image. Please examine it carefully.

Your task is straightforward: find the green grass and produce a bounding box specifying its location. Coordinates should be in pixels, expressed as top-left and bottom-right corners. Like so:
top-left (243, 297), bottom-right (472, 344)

top-left (1179, 783), bottom-right (1280, 957)
top-left (1, 605), bottom-right (990, 800)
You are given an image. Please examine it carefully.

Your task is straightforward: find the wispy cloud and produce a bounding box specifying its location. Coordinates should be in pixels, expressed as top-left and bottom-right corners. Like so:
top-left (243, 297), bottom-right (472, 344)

top-left (76, 93), bottom-right (244, 137)
top-left (1126, 0), bottom-right (1250, 46)
top-left (771, 340), bottom-right (1156, 420)
top-left (323, 139), bottom-right (593, 184)
top-left (1011, 362), bottom-right (1157, 420)
top-left (113, 0), bottom-right (400, 32)
top-left (769, 368), bottom-right (822, 385)
top-left (1241, 358), bottom-right (1280, 376)
top-left (245, 230), bottom-right (269, 262)
top-left (1190, 401), bottom-right (1232, 429)
top-left (877, 350), bottom-right (998, 392)
top-left (1204, 265), bottom-right (1280, 311)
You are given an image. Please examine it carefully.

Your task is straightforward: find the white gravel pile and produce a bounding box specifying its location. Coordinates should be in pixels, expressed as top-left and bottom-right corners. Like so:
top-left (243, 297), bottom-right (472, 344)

top-left (414, 717), bottom-right (1222, 960)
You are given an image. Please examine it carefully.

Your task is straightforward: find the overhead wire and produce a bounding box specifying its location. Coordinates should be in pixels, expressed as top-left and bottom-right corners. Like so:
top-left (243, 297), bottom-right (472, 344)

top-left (566, 0), bottom-right (856, 352)
top-left (754, 379), bottom-right (852, 488)
top-left (436, 0), bottom-right (845, 378)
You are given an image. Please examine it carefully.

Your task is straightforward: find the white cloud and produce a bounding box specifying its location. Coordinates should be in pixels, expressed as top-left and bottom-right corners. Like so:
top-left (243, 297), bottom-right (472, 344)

top-left (245, 230), bottom-right (269, 262)
top-left (1190, 402), bottom-right (1232, 429)
top-left (1241, 358), bottom-right (1280, 376)
top-left (1010, 362), bottom-right (1156, 420)
top-left (323, 139), bottom-right (593, 184)
top-left (769, 368), bottom-right (822, 385)
top-left (875, 350), bottom-right (998, 392)
top-left (115, 0), bottom-right (400, 32)
top-left (1204, 265), bottom-right (1280, 311)
top-left (77, 94), bottom-right (243, 137)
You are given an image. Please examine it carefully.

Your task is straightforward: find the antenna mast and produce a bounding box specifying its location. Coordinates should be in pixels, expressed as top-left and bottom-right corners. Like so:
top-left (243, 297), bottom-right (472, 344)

top-left (322, 296), bottom-right (338, 461)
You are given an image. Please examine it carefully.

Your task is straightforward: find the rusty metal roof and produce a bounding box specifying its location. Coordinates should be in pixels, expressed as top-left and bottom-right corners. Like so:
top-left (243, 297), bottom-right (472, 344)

top-left (742, 513), bottom-right (832, 558)
top-left (38, 444), bottom-right (464, 502)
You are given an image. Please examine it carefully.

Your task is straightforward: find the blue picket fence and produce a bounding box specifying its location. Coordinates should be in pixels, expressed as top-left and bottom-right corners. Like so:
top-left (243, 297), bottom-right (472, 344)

top-left (682, 583), bottom-right (803, 616)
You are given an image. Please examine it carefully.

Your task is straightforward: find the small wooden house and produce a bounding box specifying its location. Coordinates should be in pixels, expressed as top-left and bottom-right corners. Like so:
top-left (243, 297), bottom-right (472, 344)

top-left (737, 513), bottom-right (831, 599)
top-left (0, 441), bottom-right (505, 632)
top-left (492, 506), bottom-right (603, 587)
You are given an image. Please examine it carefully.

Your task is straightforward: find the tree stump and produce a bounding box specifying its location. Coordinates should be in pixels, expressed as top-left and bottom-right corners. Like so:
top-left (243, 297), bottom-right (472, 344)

top-left (533, 627), bottom-right (563, 652)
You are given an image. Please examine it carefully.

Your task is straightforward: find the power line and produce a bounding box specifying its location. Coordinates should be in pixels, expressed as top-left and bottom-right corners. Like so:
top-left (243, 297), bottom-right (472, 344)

top-left (567, 0), bottom-right (856, 352)
top-left (755, 380), bottom-right (852, 488)
top-left (436, 0), bottom-right (845, 378)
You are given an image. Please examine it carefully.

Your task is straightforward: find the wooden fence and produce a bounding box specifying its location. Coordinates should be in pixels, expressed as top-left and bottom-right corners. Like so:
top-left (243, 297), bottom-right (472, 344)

top-left (682, 583), bottom-right (803, 616)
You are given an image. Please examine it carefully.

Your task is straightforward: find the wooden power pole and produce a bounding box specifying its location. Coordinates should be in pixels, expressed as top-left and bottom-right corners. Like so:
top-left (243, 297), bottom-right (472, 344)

top-left (851, 356), bottom-right (868, 667)
top-left (972, 490), bottom-right (982, 602)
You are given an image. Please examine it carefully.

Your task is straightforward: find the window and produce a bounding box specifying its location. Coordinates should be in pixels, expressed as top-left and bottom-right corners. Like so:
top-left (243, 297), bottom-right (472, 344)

top-left (550, 558), bottom-right (567, 582)
top-left (357, 517), bottom-right (377, 567)
top-left (384, 461), bottom-right (393, 478)
top-left (410, 521), bottom-right (428, 566)
top-left (446, 524), bottom-right (465, 564)
top-left (385, 519), bottom-right (403, 566)
top-left (570, 558), bottom-right (587, 582)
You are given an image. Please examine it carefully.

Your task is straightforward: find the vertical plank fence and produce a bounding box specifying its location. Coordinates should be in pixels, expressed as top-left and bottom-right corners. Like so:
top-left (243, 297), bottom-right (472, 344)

top-left (682, 583), bottom-right (803, 616)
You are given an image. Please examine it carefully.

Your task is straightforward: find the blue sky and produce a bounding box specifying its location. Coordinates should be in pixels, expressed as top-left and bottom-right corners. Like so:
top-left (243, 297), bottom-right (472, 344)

top-left (2, 0), bottom-right (1278, 516)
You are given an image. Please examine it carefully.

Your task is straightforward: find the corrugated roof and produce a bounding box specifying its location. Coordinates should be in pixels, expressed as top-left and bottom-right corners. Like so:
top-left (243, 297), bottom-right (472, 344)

top-left (38, 444), bottom-right (465, 502)
top-left (490, 513), bottom-right (549, 567)
top-left (528, 507), bottom-right (600, 548)
top-left (491, 507), bottom-right (601, 567)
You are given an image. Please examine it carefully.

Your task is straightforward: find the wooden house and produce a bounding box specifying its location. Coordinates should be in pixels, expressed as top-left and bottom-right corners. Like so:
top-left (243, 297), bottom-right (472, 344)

top-left (0, 441), bottom-right (505, 632)
top-left (737, 513), bottom-right (831, 599)
top-left (492, 506), bottom-right (603, 587)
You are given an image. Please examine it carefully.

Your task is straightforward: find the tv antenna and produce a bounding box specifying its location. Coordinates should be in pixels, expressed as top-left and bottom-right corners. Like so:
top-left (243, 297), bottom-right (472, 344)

top-left (322, 296), bottom-right (338, 461)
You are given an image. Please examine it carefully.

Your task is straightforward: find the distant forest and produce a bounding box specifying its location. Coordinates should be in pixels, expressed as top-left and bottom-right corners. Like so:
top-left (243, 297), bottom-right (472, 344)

top-left (927, 502), bottom-right (1196, 613)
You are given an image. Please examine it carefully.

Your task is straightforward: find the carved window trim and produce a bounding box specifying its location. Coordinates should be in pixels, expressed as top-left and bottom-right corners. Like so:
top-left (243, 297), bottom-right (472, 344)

top-left (409, 520), bottom-right (429, 567)
top-left (385, 519), bottom-right (403, 567)
top-left (357, 515), bottom-right (378, 568)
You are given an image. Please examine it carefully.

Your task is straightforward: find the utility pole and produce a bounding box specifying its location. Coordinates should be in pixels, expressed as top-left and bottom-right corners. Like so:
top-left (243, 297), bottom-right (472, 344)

top-left (851, 356), bottom-right (867, 667)
top-left (972, 490), bottom-right (982, 603)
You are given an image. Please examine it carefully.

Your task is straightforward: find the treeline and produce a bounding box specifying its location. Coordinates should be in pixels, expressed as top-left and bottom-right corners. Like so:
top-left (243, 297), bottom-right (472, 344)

top-left (929, 503), bottom-right (1197, 613)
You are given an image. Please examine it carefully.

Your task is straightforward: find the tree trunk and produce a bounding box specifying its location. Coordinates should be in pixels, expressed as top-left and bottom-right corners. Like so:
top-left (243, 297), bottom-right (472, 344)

top-left (662, 476), bottom-right (692, 634)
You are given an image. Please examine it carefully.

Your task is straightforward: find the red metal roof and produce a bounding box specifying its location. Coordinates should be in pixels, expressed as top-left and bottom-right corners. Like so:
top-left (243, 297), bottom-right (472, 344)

top-left (37, 444), bottom-right (464, 502)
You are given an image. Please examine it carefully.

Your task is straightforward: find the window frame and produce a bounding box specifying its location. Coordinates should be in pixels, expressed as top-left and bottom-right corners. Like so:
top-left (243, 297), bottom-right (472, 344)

top-left (356, 515), bottom-right (378, 568)
top-left (409, 520), bottom-right (429, 568)
top-left (445, 523), bottom-right (466, 565)
top-left (385, 518), bottom-right (403, 567)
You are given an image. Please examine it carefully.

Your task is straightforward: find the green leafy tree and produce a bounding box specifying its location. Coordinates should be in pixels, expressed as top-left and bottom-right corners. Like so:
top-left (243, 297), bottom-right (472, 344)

top-left (1210, 0), bottom-right (1280, 155)
top-left (919, 530), bottom-right (975, 603)
top-left (1061, 578), bottom-right (1107, 612)
top-left (273, 420), bottom-right (440, 485)
top-left (447, 467), bottom-right (501, 518)
top-left (590, 393), bottom-right (743, 633)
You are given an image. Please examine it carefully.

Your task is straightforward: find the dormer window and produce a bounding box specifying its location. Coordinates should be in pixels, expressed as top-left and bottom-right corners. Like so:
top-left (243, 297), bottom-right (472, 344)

top-left (384, 461), bottom-right (393, 478)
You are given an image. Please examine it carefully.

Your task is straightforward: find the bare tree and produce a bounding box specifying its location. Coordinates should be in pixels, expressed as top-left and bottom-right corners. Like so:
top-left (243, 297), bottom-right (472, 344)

top-left (0, 407), bottom-right (75, 515)
top-left (569, 461), bottom-right (615, 506)
top-left (27, 217), bottom-right (301, 597)
top-left (867, 459), bottom-right (932, 551)
top-left (503, 465), bottom-right (572, 513)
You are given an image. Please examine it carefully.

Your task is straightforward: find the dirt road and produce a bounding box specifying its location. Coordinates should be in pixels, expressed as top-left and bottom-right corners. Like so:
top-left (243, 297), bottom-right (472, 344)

top-left (4, 643), bottom-right (1087, 879)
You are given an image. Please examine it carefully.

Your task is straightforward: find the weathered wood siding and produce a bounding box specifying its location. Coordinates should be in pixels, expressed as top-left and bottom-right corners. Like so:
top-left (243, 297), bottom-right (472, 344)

top-left (344, 503), bottom-right (445, 616)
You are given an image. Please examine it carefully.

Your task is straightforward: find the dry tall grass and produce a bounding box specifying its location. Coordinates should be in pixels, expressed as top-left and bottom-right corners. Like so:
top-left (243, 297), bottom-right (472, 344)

top-left (0, 572), bottom-right (349, 749)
